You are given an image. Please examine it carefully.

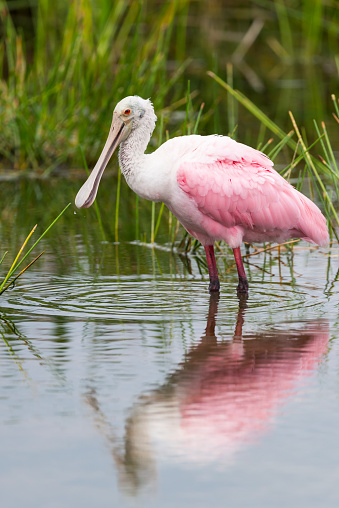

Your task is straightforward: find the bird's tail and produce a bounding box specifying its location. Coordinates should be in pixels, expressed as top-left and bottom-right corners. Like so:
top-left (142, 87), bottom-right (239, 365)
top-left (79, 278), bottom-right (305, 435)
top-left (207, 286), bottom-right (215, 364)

top-left (298, 194), bottom-right (329, 247)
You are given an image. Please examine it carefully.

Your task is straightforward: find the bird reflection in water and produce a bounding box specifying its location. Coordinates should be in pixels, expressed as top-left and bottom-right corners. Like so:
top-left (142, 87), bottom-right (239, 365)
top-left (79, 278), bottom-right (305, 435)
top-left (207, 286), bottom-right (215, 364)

top-left (85, 295), bottom-right (329, 494)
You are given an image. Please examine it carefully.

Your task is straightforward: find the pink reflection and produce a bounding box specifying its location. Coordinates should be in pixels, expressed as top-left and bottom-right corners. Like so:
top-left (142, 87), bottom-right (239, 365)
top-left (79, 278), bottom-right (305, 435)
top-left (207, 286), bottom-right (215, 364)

top-left (181, 330), bottom-right (328, 456)
top-left (134, 296), bottom-right (329, 466)
top-left (86, 295), bottom-right (329, 493)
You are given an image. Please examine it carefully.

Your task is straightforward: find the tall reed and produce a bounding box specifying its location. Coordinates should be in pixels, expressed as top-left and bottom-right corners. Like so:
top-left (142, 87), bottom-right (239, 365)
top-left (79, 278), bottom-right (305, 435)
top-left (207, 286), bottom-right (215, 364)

top-left (0, 203), bottom-right (71, 295)
top-left (0, 0), bottom-right (190, 171)
top-left (1, 0), bottom-right (338, 172)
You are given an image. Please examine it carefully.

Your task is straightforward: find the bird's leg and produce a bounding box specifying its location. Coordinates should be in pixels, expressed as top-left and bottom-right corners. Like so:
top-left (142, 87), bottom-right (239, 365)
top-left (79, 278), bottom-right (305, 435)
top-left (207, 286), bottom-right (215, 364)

top-left (204, 245), bottom-right (220, 292)
top-left (233, 247), bottom-right (249, 294)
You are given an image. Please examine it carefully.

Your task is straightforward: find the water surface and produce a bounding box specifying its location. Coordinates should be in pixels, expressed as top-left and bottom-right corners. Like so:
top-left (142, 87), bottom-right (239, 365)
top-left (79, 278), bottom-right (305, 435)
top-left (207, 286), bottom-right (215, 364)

top-left (0, 180), bottom-right (338, 508)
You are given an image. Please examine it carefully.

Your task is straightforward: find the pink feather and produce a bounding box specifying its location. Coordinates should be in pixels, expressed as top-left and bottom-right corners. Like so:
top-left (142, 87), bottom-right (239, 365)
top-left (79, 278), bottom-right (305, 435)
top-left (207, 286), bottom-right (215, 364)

top-left (177, 151), bottom-right (329, 248)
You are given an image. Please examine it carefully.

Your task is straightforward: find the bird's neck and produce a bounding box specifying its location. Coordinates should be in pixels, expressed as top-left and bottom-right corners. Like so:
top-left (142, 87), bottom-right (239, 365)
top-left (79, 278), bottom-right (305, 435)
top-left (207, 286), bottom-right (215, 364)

top-left (118, 119), bottom-right (154, 179)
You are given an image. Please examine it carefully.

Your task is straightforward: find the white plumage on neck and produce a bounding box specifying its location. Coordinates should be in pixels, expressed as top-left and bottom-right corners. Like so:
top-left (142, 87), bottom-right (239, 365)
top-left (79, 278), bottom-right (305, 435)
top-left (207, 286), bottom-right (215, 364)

top-left (117, 96), bottom-right (156, 169)
top-left (118, 111), bottom-right (155, 179)
top-left (117, 97), bottom-right (166, 202)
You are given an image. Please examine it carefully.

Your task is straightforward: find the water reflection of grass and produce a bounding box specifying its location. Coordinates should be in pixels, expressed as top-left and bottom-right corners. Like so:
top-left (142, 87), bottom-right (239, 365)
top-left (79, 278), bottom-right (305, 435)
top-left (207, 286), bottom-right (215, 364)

top-left (0, 311), bottom-right (68, 385)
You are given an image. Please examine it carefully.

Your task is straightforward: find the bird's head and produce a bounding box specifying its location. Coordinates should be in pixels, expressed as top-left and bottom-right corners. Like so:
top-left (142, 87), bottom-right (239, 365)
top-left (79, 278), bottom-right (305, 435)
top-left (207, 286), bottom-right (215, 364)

top-left (75, 96), bottom-right (156, 209)
top-left (114, 96), bottom-right (156, 137)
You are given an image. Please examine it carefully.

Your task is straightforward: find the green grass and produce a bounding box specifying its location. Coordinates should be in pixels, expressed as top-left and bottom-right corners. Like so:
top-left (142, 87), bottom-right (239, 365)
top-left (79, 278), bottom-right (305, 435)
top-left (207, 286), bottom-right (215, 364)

top-left (0, 0), bottom-right (191, 171)
top-left (0, 0), bottom-right (338, 173)
top-left (0, 203), bottom-right (71, 295)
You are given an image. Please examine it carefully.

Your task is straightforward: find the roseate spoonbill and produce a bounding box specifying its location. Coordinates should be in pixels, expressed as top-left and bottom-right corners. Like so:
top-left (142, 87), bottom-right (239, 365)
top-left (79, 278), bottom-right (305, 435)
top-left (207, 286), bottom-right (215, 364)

top-left (75, 96), bottom-right (329, 293)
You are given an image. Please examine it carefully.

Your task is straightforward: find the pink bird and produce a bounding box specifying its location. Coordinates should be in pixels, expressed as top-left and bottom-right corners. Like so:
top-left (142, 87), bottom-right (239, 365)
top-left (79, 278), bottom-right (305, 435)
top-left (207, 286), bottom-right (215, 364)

top-left (75, 96), bottom-right (329, 293)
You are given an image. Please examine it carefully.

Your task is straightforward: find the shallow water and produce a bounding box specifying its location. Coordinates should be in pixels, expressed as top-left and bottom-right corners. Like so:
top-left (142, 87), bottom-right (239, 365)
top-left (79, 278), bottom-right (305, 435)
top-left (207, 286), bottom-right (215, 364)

top-left (0, 180), bottom-right (339, 507)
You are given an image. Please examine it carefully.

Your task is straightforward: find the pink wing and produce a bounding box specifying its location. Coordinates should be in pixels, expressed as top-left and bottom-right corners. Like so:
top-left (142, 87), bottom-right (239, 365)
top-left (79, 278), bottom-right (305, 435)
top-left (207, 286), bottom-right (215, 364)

top-left (177, 141), bottom-right (328, 246)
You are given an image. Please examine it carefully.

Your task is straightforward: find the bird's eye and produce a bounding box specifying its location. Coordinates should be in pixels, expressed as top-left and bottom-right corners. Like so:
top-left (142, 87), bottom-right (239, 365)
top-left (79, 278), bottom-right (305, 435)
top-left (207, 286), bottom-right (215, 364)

top-left (124, 109), bottom-right (131, 115)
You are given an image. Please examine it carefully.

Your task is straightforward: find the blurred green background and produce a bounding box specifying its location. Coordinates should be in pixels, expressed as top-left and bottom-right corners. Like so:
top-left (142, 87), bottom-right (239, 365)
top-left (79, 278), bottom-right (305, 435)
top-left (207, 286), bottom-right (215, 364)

top-left (0, 0), bottom-right (338, 172)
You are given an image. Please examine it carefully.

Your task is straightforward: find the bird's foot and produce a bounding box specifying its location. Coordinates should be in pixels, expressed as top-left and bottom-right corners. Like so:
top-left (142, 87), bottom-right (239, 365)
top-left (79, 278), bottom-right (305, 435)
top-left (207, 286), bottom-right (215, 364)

top-left (237, 276), bottom-right (248, 295)
top-left (209, 277), bottom-right (220, 293)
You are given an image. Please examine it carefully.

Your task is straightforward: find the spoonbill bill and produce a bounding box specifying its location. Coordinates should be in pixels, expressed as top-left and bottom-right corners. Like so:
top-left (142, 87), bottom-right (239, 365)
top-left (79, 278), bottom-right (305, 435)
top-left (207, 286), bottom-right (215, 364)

top-left (75, 96), bottom-right (329, 293)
